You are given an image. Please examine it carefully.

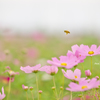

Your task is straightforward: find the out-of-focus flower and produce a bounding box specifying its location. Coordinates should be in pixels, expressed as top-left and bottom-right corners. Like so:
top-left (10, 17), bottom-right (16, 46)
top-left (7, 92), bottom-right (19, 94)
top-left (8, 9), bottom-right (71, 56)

top-left (0, 87), bottom-right (6, 100)
top-left (62, 69), bottom-right (85, 81)
top-left (0, 53), bottom-right (6, 62)
top-left (5, 66), bottom-right (19, 77)
top-left (40, 65), bottom-right (58, 75)
top-left (31, 32), bottom-right (46, 43)
top-left (85, 70), bottom-right (91, 77)
top-left (13, 59), bottom-right (20, 65)
top-left (20, 64), bottom-right (41, 73)
top-left (29, 87), bottom-right (33, 91)
top-left (22, 85), bottom-right (28, 91)
top-left (66, 78), bottom-right (100, 92)
top-left (27, 48), bottom-right (39, 59)
top-left (38, 90), bottom-right (42, 94)
top-left (95, 76), bottom-right (99, 80)
top-left (4, 49), bottom-right (10, 55)
top-left (67, 44), bottom-right (86, 63)
top-left (47, 55), bottom-right (79, 69)
top-left (0, 76), bottom-right (14, 84)
top-left (78, 44), bottom-right (100, 56)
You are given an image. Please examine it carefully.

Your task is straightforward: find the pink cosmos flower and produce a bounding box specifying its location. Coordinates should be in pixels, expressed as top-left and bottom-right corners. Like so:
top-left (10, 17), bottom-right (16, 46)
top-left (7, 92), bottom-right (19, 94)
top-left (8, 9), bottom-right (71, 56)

top-left (0, 87), bottom-right (5, 100)
top-left (20, 64), bottom-right (41, 73)
top-left (14, 59), bottom-right (20, 65)
top-left (67, 44), bottom-right (86, 63)
top-left (85, 70), bottom-right (91, 77)
top-left (62, 69), bottom-right (85, 81)
top-left (47, 55), bottom-right (79, 69)
top-left (40, 65), bottom-right (58, 75)
top-left (22, 84), bottom-right (28, 91)
top-left (5, 66), bottom-right (19, 77)
top-left (77, 44), bottom-right (100, 56)
top-left (66, 78), bottom-right (100, 92)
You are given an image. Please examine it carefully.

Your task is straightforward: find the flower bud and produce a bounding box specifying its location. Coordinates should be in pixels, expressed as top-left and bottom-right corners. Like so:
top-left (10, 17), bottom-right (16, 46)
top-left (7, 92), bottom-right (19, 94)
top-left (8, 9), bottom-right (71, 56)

top-left (4, 49), bottom-right (10, 55)
top-left (39, 90), bottom-right (42, 94)
top-left (52, 87), bottom-right (55, 90)
top-left (29, 87), bottom-right (33, 91)
top-left (60, 86), bottom-right (63, 90)
top-left (85, 70), bottom-right (91, 77)
top-left (95, 76), bottom-right (99, 80)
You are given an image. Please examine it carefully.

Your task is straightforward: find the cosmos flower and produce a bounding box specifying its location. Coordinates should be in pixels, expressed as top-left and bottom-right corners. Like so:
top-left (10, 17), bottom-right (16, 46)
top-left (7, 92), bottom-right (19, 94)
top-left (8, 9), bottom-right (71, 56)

top-left (85, 70), bottom-right (91, 77)
top-left (5, 66), bottom-right (19, 77)
top-left (67, 44), bottom-right (86, 63)
top-left (78, 44), bottom-right (100, 56)
top-left (66, 78), bottom-right (100, 92)
top-left (62, 69), bottom-right (85, 81)
top-left (20, 64), bottom-right (41, 73)
top-left (0, 87), bottom-right (6, 100)
top-left (22, 85), bottom-right (28, 91)
top-left (47, 55), bottom-right (79, 69)
top-left (40, 65), bottom-right (58, 75)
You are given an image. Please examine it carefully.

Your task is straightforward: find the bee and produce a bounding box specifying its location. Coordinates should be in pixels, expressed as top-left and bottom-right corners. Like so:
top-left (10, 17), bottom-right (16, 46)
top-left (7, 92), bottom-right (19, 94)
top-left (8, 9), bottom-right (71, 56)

top-left (64, 30), bottom-right (70, 35)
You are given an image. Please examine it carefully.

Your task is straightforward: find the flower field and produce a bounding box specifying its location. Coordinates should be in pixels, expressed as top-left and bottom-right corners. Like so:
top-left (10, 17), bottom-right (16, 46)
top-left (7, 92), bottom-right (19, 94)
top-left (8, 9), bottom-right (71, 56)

top-left (0, 33), bottom-right (100, 100)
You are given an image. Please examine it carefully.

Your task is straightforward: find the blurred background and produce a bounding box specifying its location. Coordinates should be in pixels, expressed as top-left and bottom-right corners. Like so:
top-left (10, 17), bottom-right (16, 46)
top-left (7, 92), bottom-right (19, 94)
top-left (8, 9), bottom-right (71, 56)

top-left (0, 0), bottom-right (100, 100)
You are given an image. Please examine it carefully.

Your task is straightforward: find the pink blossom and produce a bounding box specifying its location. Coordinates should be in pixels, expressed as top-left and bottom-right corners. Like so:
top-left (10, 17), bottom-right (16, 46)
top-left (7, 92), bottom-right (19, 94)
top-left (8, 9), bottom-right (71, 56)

top-left (67, 44), bottom-right (86, 63)
top-left (22, 84), bottom-right (28, 91)
top-left (66, 78), bottom-right (100, 92)
top-left (78, 44), bottom-right (100, 56)
top-left (5, 66), bottom-right (19, 77)
top-left (40, 65), bottom-right (58, 75)
top-left (47, 55), bottom-right (79, 69)
top-left (62, 69), bottom-right (85, 81)
top-left (20, 64), bottom-right (41, 73)
top-left (85, 70), bottom-right (91, 77)
top-left (0, 87), bottom-right (5, 100)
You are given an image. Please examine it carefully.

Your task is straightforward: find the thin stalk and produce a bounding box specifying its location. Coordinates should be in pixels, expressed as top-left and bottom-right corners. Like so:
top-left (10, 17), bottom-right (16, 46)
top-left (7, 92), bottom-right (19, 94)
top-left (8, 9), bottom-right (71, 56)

top-left (26, 91), bottom-right (28, 100)
top-left (31, 91), bottom-right (34, 100)
top-left (70, 91), bottom-right (72, 100)
top-left (53, 76), bottom-right (58, 100)
top-left (93, 89), bottom-right (96, 100)
top-left (7, 77), bottom-right (11, 100)
top-left (58, 89), bottom-right (63, 99)
top-left (91, 56), bottom-right (92, 73)
top-left (61, 75), bottom-right (64, 100)
top-left (36, 74), bottom-right (39, 100)
top-left (39, 94), bottom-right (41, 100)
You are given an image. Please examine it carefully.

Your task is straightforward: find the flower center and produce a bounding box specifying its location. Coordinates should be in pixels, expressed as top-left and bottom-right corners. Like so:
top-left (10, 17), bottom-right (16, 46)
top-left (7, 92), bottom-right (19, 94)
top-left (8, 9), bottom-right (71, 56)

top-left (81, 86), bottom-right (88, 89)
top-left (61, 63), bottom-right (67, 66)
top-left (75, 76), bottom-right (78, 78)
top-left (88, 51), bottom-right (94, 55)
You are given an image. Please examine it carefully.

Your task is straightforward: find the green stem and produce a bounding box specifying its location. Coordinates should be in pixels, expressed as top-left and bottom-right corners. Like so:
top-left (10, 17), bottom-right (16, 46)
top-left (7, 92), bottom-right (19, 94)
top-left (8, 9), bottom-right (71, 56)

top-left (39, 94), bottom-right (41, 100)
top-left (31, 91), bottom-right (34, 100)
top-left (61, 75), bottom-right (64, 100)
top-left (53, 76), bottom-right (58, 100)
top-left (36, 74), bottom-right (39, 100)
top-left (7, 77), bottom-right (11, 100)
top-left (91, 56), bottom-right (92, 73)
top-left (70, 91), bottom-right (72, 100)
top-left (26, 91), bottom-right (28, 100)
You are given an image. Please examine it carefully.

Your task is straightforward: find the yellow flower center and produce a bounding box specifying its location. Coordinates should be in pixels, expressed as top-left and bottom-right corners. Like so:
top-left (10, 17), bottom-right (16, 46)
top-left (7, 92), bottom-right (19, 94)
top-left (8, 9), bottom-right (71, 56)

top-left (61, 63), bottom-right (67, 66)
top-left (88, 51), bottom-right (94, 55)
top-left (81, 86), bottom-right (88, 89)
top-left (75, 76), bottom-right (78, 78)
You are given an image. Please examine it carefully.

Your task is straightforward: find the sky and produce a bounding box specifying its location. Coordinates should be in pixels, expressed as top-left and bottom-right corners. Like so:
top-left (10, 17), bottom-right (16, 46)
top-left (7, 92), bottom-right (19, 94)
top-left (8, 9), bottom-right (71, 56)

top-left (0, 0), bottom-right (100, 34)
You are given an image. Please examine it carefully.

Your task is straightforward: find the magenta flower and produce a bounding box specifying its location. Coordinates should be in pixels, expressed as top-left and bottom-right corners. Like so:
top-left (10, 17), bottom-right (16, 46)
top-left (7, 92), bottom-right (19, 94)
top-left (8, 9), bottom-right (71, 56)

top-left (20, 64), bottom-right (41, 73)
top-left (85, 70), bottom-right (91, 77)
top-left (78, 44), bottom-right (100, 56)
top-left (47, 55), bottom-right (79, 69)
top-left (67, 44), bottom-right (86, 63)
top-left (40, 65), bottom-right (58, 75)
top-left (0, 87), bottom-right (5, 100)
top-left (62, 69), bottom-right (85, 81)
top-left (66, 78), bottom-right (100, 92)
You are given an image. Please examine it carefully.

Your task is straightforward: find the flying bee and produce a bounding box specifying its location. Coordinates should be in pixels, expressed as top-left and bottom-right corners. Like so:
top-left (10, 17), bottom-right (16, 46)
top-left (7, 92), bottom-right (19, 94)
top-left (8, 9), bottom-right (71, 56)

top-left (64, 30), bottom-right (70, 35)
